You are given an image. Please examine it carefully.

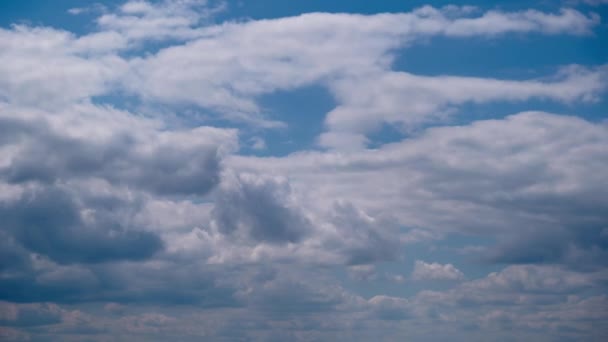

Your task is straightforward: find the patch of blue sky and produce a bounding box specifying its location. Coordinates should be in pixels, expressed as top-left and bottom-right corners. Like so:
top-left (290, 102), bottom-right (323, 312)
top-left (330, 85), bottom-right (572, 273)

top-left (228, 0), bottom-right (567, 19)
top-left (392, 34), bottom-right (607, 79)
top-left (0, 0), bottom-right (122, 31)
top-left (246, 84), bottom-right (336, 156)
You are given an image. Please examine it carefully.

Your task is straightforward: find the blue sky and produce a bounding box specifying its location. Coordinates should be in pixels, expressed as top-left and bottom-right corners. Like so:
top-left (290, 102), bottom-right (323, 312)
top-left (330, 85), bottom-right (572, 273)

top-left (0, 1), bottom-right (607, 341)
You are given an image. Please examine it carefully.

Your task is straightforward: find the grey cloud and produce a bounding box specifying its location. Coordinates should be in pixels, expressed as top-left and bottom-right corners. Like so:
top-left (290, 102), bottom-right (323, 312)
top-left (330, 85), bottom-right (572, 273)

top-left (0, 113), bottom-right (229, 197)
top-left (231, 266), bottom-right (353, 319)
top-left (0, 254), bottom-right (239, 307)
top-left (243, 280), bottom-right (344, 318)
top-left (211, 173), bottom-right (311, 244)
top-left (367, 296), bottom-right (411, 321)
top-left (0, 269), bottom-right (97, 304)
top-left (486, 225), bottom-right (608, 269)
top-left (0, 102), bottom-right (235, 307)
top-left (204, 174), bottom-right (401, 265)
top-left (2, 264), bottom-right (605, 341)
top-left (326, 202), bottom-right (400, 265)
top-left (404, 265), bottom-right (608, 340)
top-left (86, 262), bottom-right (239, 307)
top-left (0, 232), bottom-right (31, 273)
top-left (231, 112), bottom-right (608, 268)
top-left (416, 265), bottom-right (598, 308)
top-left (1, 186), bottom-right (162, 264)
top-left (0, 302), bottom-right (63, 327)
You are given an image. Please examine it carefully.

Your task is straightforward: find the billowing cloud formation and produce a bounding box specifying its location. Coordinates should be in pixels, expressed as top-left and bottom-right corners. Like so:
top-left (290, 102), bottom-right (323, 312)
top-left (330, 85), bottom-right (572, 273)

top-left (211, 173), bottom-right (311, 244)
top-left (0, 0), bottom-right (607, 341)
top-left (1, 186), bottom-right (162, 264)
top-left (0, 109), bottom-right (232, 196)
top-left (232, 112), bottom-right (608, 269)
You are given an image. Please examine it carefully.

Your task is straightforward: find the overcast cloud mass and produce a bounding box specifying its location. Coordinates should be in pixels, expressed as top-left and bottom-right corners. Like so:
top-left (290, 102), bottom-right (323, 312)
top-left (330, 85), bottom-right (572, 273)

top-left (0, 0), bottom-right (607, 341)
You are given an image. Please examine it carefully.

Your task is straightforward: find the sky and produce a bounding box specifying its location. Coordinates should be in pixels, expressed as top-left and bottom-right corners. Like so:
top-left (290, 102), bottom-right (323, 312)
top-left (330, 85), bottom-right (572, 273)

top-left (0, 0), bottom-right (607, 341)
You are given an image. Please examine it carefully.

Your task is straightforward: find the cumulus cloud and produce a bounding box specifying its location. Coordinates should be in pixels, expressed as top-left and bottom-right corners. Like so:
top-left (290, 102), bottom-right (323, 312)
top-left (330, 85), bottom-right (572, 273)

top-left (402, 265), bottom-right (608, 339)
top-left (0, 26), bottom-right (127, 107)
top-left (231, 112), bottom-right (608, 269)
top-left (211, 172), bottom-right (312, 244)
top-left (324, 202), bottom-right (400, 265)
top-left (414, 265), bottom-right (602, 309)
top-left (0, 186), bottom-right (162, 264)
top-left (412, 260), bottom-right (465, 281)
top-left (0, 103), bottom-right (237, 196)
top-left (200, 175), bottom-right (400, 266)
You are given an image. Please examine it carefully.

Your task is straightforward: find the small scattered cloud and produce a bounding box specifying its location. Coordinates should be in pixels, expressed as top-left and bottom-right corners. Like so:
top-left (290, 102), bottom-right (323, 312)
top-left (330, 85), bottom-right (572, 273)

top-left (412, 260), bottom-right (465, 281)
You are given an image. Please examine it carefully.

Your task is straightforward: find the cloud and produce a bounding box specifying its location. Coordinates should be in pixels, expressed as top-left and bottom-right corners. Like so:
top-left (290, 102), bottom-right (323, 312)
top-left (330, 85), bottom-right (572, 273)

top-left (1, 4), bottom-right (602, 131)
top-left (368, 295), bottom-right (411, 321)
top-left (121, 7), bottom-right (601, 127)
top-left (97, 0), bottom-right (226, 43)
top-left (412, 260), bottom-right (465, 281)
top-left (0, 186), bottom-right (163, 264)
top-left (325, 202), bottom-right (400, 265)
top-left (415, 265), bottom-right (600, 308)
top-left (0, 327), bottom-right (29, 341)
top-left (238, 275), bottom-right (347, 318)
top-left (211, 172), bottom-right (312, 244)
top-left (0, 26), bottom-right (127, 107)
top-left (231, 112), bottom-right (608, 268)
top-left (484, 225), bottom-right (608, 269)
top-left (205, 174), bottom-right (398, 265)
top-left (434, 7), bottom-right (598, 36)
top-left (0, 104), bottom-right (237, 196)
top-left (394, 265), bottom-right (608, 339)
top-left (0, 302), bottom-right (63, 327)
top-left (321, 65), bottom-right (606, 148)
top-left (0, 252), bottom-right (240, 306)
top-left (249, 136), bottom-right (267, 150)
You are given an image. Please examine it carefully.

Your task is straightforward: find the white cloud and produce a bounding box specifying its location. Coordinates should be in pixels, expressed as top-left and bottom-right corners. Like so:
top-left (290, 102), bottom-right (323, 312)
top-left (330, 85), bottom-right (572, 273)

top-left (0, 26), bottom-right (127, 107)
top-left (322, 65), bottom-right (606, 148)
top-left (120, 7), bottom-right (601, 128)
top-left (97, 0), bottom-right (226, 43)
top-left (415, 265), bottom-right (601, 307)
top-left (232, 112), bottom-right (608, 225)
top-left (230, 111), bottom-right (608, 267)
top-left (1, 4), bottom-right (602, 130)
top-left (412, 260), bottom-right (465, 281)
